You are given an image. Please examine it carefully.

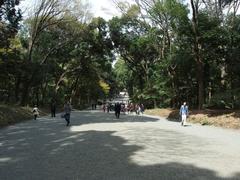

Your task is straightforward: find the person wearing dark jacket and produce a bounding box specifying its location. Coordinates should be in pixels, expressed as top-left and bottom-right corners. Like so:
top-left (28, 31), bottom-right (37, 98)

top-left (64, 102), bottom-right (72, 126)
top-left (51, 100), bottom-right (56, 117)
top-left (115, 102), bottom-right (121, 119)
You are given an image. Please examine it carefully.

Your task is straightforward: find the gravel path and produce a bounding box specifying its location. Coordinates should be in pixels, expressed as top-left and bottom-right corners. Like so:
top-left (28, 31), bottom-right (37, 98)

top-left (0, 110), bottom-right (240, 180)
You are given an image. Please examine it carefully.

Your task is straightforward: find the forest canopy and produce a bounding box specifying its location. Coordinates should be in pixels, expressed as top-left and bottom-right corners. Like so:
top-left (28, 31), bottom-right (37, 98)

top-left (0, 0), bottom-right (240, 109)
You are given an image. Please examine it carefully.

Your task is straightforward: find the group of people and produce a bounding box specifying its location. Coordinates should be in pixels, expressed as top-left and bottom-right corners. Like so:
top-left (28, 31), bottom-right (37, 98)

top-left (126, 103), bottom-right (145, 115)
top-left (102, 103), bottom-right (111, 113)
top-left (32, 100), bottom-right (189, 127)
top-left (105, 101), bottom-right (189, 126)
top-left (32, 100), bottom-right (72, 126)
top-left (101, 102), bottom-right (145, 119)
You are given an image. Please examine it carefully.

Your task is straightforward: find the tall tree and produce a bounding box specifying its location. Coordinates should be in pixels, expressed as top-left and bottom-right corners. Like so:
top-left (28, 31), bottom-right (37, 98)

top-left (0, 0), bottom-right (22, 50)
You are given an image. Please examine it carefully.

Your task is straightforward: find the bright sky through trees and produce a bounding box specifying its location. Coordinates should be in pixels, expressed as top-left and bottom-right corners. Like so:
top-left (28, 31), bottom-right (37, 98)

top-left (20, 0), bottom-right (122, 20)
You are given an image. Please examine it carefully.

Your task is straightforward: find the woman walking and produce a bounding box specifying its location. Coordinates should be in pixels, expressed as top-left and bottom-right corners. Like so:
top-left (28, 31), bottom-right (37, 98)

top-left (64, 101), bottom-right (72, 126)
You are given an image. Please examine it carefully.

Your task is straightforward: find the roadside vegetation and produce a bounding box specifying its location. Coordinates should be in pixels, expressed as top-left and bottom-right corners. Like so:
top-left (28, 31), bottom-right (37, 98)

top-left (0, 104), bottom-right (41, 127)
top-left (145, 109), bottom-right (240, 129)
top-left (1, 0), bottom-right (240, 128)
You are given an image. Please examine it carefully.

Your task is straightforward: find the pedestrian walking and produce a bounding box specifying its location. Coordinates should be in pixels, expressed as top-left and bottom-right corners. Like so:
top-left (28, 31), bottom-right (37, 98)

top-left (103, 104), bottom-right (106, 112)
top-left (180, 102), bottom-right (189, 126)
top-left (32, 105), bottom-right (39, 120)
top-left (64, 101), bottom-right (72, 126)
top-left (107, 103), bottom-right (110, 113)
top-left (51, 100), bottom-right (56, 117)
top-left (129, 103), bottom-right (134, 114)
top-left (136, 104), bottom-right (140, 115)
top-left (115, 102), bottom-right (121, 119)
top-left (140, 104), bottom-right (145, 114)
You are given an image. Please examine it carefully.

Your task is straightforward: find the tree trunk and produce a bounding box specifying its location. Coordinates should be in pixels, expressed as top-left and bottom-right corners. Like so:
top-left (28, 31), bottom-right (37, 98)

top-left (208, 82), bottom-right (212, 103)
top-left (40, 81), bottom-right (48, 106)
top-left (153, 99), bottom-right (157, 108)
top-left (20, 68), bottom-right (38, 106)
top-left (191, 0), bottom-right (204, 110)
top-left (14, 75), bottom-right (21, 103)
top-left (197, 60), bottom-right (204, 109)
top-left (70, 77), bottom-right (80, 105)
top-left (36, 88), bottom-right (39, 106)
top-left (21, 81), bottom-right (30, 106)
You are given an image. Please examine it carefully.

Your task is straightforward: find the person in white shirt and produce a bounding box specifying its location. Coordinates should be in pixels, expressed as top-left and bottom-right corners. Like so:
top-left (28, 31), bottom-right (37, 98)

top-left (179, 102), bottom-right (189, 126)
top-left (32, 105), bottom-right (39, 120)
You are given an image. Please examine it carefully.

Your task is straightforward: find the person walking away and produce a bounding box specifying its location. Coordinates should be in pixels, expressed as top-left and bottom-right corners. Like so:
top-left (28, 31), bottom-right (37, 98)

top-left (138, 104), bottom-right (141, 115)
top-left (127, 104), bottom-right (130, 114)
top-left (107, 103), bottom-right (110, 113)
top-left (130, 103), bottom-right (134, 114)
top-left (32, 105), bottom-right (39, 120)
top-left (140, 104), bottom-right (145, 114)
top-left (135, 104), bottom-right (140, 115)
top-left (103, 104), bottom-right (106, 112)
top-left (180, 102), bottom-right (189, 126)
top-left (51, 100), bottom-right (56, 117)
top-left (115, 102), bottom-right (121, 119)
top-left (64, 102), bottom-right (72, 126)
top-left (121, 103), bottom-right (125, 113)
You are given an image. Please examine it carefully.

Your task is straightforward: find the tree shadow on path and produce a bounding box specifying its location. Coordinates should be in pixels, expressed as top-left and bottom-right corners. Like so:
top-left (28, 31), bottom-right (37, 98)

top-left (0, 111), bottom-right (240, 180)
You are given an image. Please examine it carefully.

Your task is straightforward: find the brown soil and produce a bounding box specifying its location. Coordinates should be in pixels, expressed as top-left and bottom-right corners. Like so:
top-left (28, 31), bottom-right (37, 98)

top-left (0, 104), bottom-right (48, 127)
top-left (145, 108), bottom-right (240, 129)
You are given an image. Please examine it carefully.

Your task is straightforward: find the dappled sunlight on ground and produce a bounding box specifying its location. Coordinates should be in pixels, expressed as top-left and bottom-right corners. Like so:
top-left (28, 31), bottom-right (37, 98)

top-left (0, 111), bottom-right (240, 179)
top-left (0, 157), bottom-right (12, 162)
top-left (70, 116), bottom-right (240, 178)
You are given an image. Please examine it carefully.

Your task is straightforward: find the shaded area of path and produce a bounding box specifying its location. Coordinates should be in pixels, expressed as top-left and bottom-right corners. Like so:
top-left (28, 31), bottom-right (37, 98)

top-left (0, 111), bottom-right (240, 180)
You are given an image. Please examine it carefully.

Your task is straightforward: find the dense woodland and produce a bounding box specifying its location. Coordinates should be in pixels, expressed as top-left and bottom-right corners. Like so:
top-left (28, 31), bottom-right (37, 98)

top-left (0, 0), bottom-right (240, 109)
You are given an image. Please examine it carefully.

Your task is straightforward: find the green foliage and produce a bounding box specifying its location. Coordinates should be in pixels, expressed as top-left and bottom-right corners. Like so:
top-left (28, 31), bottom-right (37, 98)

top-left (1, 0), bottom-right (240, 110)
top-left (111, 1), bottom-right (240, 109)
top-left (0, 2), bottom-right (115, 107)
top-left (0, 0), bottom-right (22, 49)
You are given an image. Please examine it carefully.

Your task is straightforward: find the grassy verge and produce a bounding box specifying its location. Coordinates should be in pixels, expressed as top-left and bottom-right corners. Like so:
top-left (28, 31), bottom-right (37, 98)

top-left (145, 108), bottom-right (240, 129)
top-left (0, 104), bottom-right (48, 127)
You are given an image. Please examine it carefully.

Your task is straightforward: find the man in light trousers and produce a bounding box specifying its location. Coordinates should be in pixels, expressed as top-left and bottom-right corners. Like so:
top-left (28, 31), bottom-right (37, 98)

top-left (180, 102), bottom-right (189, 126)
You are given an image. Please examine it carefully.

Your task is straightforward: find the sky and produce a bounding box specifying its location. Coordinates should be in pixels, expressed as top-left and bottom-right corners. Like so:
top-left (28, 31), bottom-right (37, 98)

top-left (88, 0), bottom-right (120, 20)
top-left (20, 0), bottom-right (121, 20)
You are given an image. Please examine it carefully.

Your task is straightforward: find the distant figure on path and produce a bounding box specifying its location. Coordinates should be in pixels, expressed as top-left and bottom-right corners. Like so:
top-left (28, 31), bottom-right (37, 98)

top-left (115, 102), bottom-right (121, 119)
top-left (180, 102), bottom-right (189, 126)
top-left (140, 104), bottom-right (145, 114)
top-left (32, 105), bottom-right (39, 120)
top-left (103, 104), bottom-right (106, 112)
top-left (107, 103), bottom-right (110, 113)
top-left (51, 100), bottom-right (56, 117)
top-left (136, 104), bottom-right (141, 115)
top-left (64, 101), bottom-right (72, 126)
top-left (91, 100), bottom-right (97, 110)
